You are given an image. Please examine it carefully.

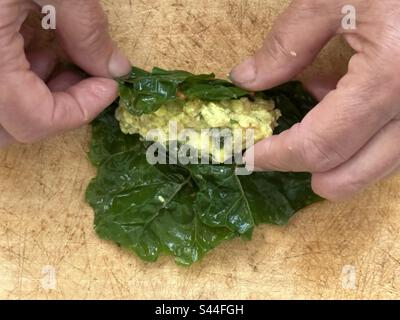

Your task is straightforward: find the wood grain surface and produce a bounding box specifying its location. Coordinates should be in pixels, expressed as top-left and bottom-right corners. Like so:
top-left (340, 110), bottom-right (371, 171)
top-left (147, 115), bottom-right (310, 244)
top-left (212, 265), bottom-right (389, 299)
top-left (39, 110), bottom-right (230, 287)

top-left (1, 0), bottom-right (400, 300)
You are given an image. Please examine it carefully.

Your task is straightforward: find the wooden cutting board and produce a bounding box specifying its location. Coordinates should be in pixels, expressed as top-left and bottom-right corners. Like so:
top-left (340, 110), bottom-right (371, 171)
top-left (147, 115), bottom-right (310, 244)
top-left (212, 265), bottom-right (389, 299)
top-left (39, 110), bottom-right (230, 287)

top-left (1, 0), bottom-right (400, 299)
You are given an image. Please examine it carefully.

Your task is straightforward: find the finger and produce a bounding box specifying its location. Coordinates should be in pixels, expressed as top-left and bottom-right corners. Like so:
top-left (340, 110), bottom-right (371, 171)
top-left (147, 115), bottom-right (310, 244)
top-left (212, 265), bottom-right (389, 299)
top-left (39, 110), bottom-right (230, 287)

top-left (47, 69), bottom-right (84, 91)
top-left (311, 120), bottom-right (400, 201)
top-left (0, 126), bottom-right (15, 149)
top-left (244, 68), bottom-right (400, 173)
top-left (0, 2), bottom-right (118, 144)
top-left (230, 1), bottom-right (339, 91)
top-left (303, 75), bottom-right (340, 101)
top-left (26, 48), bottom-right (58, 80)
top-left (0, 71), bottom-right (118, 143)
top-left (34, 0), bottom-right (131, 78)
top-left (49, 77), bottom-right (118, 134)
top-left (0, 1), bottom-right (34, 73)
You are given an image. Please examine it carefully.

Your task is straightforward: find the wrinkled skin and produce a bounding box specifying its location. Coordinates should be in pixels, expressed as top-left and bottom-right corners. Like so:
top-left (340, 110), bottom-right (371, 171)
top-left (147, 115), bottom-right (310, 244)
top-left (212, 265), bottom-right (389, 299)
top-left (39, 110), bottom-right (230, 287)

top-left (0, 0), bottom-right (131, 147)
top-left (231, 0), bottom-right (400, 201)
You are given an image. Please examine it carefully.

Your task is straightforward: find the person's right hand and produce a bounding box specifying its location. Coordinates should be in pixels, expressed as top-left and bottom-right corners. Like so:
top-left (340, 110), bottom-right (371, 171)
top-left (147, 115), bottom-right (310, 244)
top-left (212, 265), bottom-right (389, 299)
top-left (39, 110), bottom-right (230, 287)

top-left (231, 0), bottom-right (400, 201)
top-left (0, 0), bottom-right (131, 148)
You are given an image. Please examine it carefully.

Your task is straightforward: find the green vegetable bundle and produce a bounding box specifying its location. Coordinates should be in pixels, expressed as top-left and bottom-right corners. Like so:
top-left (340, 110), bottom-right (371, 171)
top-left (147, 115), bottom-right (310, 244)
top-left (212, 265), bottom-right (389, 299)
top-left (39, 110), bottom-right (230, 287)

top-left (85, 67), bottom-right (321, 266)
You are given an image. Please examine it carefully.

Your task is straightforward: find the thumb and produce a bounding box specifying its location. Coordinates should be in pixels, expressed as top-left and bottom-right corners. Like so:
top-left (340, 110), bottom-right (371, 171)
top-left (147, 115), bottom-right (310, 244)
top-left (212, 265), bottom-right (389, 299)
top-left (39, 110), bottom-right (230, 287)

top-left (36, 0), bottom-right (131, 78)
top-left (230, 1), bottom-right (339, 91)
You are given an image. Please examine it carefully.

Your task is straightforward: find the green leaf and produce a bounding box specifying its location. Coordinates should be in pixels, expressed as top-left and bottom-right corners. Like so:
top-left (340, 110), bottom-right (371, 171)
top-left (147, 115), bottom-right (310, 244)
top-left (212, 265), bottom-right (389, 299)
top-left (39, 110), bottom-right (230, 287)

top-left (190, 165), bottom-right (254, 238)
top-left (86, 67), bottom-right (322, 266)
top-left (240, 172), bottom-right (321, 226)
top-left (118, 67), bottom-right (250, 116)
top-left (88, 102), bottom-right (143, 166)
top-left (86, 150), bottom-right (237, 266)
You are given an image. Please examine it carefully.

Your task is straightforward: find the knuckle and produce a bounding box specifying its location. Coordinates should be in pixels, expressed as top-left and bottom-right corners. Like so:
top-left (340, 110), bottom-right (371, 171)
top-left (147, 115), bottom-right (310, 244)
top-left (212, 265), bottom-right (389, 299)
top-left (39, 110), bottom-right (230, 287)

top-left (73, 8), bottom-right (110, 52)
top-left (69, 0), bottom-right (109, 26)
top-left (264, 31), bottom-right (293, 64)
top-left (80, 22), bottom-right (109, 53)
top-left (301, 132), bottom-right (345, 172)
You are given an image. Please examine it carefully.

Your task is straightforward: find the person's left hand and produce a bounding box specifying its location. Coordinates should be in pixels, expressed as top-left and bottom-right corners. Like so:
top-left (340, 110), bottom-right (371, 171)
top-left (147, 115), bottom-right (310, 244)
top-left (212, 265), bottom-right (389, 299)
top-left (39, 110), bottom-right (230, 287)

top-left (0, 0), bottom-right (131, 148)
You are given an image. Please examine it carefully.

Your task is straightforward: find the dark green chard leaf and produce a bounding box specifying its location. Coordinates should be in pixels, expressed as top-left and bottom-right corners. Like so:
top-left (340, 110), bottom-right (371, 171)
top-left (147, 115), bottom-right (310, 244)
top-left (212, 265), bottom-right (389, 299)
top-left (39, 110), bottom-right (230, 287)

top-left (86, 148), bottom-right (237, 266)
top-left (190, 165), bottom-right (254, 239)
top-left (239, 172), bottom-right (321, 226)
top-left (88, 102), bottom-right (143, 166)
top-left (180, 77), bottom-right (249, 101)
top-left (119, 67), bottom-right (249, 116)
top-left (149, 187), bottom-right (237, 266)
top-left (86, 67), bottom-right (322, 266)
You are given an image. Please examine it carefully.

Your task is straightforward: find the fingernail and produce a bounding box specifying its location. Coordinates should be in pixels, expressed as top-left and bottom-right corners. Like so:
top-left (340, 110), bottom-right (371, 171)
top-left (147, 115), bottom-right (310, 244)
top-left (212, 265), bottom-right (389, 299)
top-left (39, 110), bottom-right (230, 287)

top-left (108, 46), bottom-right (132, 78)
top-left (230, 57), bottom-right (256, 84)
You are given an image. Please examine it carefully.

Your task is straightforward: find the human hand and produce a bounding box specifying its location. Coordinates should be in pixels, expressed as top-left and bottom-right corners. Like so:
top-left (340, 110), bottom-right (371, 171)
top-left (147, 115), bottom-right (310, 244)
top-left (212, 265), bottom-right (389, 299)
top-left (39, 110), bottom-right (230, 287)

top-left (0, 0), bottom-right (131, 148)
top-left (231, 0), bottom-right (400, 201)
